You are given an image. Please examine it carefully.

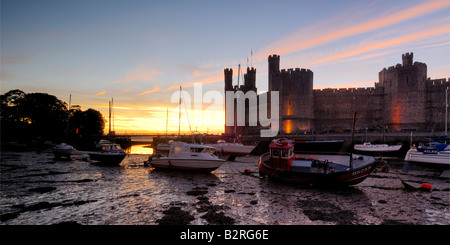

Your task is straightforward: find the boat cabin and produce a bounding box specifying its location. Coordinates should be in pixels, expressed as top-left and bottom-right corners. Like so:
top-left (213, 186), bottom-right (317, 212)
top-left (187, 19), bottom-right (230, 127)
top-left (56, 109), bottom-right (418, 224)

top-left (269, 138), bottom-right (295, 171)
top-left (169, 141), bottom-right (217, 158)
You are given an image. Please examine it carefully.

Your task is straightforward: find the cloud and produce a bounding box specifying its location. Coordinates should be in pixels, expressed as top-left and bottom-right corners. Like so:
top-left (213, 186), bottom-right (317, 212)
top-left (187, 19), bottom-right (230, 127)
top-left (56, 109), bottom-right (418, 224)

top-left (113, 63), bottom-right (161, 83)
top-left (256, 0), bottom-right (450, 60)
top-left (138, 86), bottom-right (161, 95)
top-left (164, 71), bottom-right (223, 91)
top-left (95, 91), bottom-right (106, 96)
top-left (309, 23), bottom-right (450, 66)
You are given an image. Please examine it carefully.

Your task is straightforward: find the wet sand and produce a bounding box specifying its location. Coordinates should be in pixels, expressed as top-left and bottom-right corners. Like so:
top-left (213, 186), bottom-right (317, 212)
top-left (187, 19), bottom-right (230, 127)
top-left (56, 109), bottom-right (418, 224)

top-left (1, 150), bottom-right (449, 225)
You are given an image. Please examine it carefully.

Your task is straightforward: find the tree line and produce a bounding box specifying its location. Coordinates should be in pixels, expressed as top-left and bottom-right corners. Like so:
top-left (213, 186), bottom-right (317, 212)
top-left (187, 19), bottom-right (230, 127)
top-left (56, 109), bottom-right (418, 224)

top-left (1, 89), bottom-right (105, 149)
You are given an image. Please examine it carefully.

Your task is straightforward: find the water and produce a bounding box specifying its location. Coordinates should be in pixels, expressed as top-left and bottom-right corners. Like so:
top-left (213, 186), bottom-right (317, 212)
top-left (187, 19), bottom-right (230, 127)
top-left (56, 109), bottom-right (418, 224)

top-left (1, 149), bottom-right (449, 225)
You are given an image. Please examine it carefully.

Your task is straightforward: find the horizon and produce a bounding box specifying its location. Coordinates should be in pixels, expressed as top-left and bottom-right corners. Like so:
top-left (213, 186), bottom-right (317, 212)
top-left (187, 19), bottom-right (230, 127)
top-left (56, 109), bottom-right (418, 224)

top-left (2, 0), bottom-right (449, 134)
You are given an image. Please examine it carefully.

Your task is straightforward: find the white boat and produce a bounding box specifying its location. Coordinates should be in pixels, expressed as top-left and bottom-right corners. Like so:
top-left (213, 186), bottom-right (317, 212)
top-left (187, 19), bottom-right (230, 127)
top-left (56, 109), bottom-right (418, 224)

top-left (207, 140), bottom-right (256, 160)
top-left (156, 140), bottom-right (173, 151)
top-left (146, 141), bottom-right (225, 172)
top-left (354, 142), bottom-right (402, 152)
top-left (53, 143), bottom-right (76, 158)
top-left (404, 144), bottom-right (450, 167)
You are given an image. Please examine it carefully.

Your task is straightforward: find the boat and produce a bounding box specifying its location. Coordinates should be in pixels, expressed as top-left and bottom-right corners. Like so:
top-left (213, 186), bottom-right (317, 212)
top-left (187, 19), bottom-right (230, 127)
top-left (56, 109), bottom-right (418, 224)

top-left (207, 140), bottom-right (256, 161)
top-left (354, 142), bottom-right (402, 153)
top-left (145, 141), bottom-right (225, 172)
top-left (88, 140), bottom-right (127, 165)
top-left (53, 143), bottom-right (76, 158)
top-left (404, 142), bottom-right (450, 167)
top-left (258, 138), bottom-right (379, 185)
top-left (156, 140), bottom-right (173, 152)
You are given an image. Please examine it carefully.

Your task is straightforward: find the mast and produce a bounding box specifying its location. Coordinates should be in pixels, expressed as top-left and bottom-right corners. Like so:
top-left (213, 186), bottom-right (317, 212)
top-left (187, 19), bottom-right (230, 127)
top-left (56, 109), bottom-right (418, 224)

top-left (446, 86), bottom-right (448, 139)
top-left (178, 86), bottom-right (182, 138)
top-left (108, 101), bottom-right (111, 136)
top-left (166, 107), bottom-right (168, 138)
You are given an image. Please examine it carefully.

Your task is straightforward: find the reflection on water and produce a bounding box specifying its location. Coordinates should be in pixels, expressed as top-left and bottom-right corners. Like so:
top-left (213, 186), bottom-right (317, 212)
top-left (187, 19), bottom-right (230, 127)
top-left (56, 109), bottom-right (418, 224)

top-left (126, 144), bottom-right (154, 155)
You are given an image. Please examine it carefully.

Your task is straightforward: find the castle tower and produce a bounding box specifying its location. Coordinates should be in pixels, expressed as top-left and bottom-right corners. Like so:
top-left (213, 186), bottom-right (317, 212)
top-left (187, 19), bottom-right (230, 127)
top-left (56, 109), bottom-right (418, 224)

top-left (224, 68), bottom-right (233, 91)
top-left (379, 52), bottom-right (427, 131)
top-left (224, 68), bottom-right (234, 135)
top-left (279, 68), bottom-right (314, 134)
top-left (243, 67), bottom-right (257, 93)
top-left (268, 54), bottom-right (280, 92)
top-left (402, 52), bottom-right (413, 66)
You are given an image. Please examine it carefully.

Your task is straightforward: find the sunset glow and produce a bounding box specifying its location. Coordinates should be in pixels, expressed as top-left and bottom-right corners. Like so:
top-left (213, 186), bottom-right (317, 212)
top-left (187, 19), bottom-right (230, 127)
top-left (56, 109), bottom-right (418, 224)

top-left (2, 0), bottom-right (449, 134)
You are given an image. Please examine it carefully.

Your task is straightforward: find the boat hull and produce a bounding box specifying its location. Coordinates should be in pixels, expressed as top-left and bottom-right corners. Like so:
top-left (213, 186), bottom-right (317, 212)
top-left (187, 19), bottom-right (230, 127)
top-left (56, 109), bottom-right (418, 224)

top-left (258, 153), bottom-right (378, 186)
top-left (89, 152), bottom-right (127, 165)
top-left (404, 149), bottom-right (450, 167)
top-left (149, 158), bottom-right (225, 172)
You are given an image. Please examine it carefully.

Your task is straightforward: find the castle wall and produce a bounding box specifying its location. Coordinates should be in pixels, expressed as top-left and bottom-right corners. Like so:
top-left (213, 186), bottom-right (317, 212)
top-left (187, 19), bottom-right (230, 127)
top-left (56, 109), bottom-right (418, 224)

top-left (426, 78), bottom-right (450, 130)
top-left (224, 53), bottom-right (449, 136)
top-left (313, 88), bottom-right (383, 132)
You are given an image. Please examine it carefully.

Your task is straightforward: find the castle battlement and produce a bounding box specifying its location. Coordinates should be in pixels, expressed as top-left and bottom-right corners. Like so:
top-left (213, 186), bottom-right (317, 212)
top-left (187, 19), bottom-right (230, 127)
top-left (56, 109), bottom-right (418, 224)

top-left (280, 68), bottom-right (312, 74)
top-left (225, 53), bottom-right (449, 135)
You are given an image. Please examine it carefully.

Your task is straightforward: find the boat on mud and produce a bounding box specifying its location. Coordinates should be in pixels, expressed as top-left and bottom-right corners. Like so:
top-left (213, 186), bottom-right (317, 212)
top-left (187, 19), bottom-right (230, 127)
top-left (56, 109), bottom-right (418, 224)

top-left (88, 140), bottom-right (127, 165)
top-left (258, 138), bottom-right (380, 185)
top-left (53, 143), bottom-right (76, 159)
top-left (354, 142), bottom-right (402, 153)
top-left (404, 142), bottom-right (450, 168)
top-left (207, 140), bottom-right (256, 161)
top-left (145, 141), bottom-right (225, 172)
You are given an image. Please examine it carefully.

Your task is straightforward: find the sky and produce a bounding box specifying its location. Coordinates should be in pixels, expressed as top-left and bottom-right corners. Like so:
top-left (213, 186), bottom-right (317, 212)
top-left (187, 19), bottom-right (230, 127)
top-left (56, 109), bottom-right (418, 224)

top-left (1, 0), bottom-right (449, 134)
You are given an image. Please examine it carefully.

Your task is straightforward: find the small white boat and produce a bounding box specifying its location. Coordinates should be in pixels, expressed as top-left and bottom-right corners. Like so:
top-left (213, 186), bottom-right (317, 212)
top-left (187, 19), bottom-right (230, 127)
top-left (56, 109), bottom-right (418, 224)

top-left (404, 144), bottom-right (450, 167)
top-left (354, 142), bottom-right (402, 152)
top-left (156, 140), bottom-right (173, 152)
top-left (53, 143), bottom-right (76, 158)
top-left (207, 140), bottom-right (256, 160)
top-left (146, 141), bottom-right (225, 172)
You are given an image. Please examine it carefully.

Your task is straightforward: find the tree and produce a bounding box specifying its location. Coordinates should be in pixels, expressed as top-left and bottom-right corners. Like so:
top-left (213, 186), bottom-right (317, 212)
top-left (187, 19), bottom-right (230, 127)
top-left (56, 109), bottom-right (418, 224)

top-left (20, 92), bottom-right (69, 139)
top-left (1, 89), bottom-right (105, 144)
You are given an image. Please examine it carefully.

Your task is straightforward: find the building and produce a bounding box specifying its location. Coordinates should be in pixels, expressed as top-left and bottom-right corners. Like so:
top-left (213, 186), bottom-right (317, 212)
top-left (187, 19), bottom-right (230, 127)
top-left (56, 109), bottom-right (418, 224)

top-left (224, 53), bottom-right (449, 136)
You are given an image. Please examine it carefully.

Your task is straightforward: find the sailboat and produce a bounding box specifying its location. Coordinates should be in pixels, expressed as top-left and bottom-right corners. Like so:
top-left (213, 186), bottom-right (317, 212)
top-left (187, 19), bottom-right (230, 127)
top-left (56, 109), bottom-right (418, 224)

top-left (404, 87), bottom-right (450, 168)
top-left (146, 86), bottom-right (225, 171)
top-left (208, 64), bottom-right (256, 161)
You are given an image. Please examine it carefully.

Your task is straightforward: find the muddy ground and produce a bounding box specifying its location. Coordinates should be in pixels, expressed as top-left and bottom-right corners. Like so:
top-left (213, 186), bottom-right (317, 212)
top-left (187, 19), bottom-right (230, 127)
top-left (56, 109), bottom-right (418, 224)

top-left (1, 150), bottom-right (449, 226)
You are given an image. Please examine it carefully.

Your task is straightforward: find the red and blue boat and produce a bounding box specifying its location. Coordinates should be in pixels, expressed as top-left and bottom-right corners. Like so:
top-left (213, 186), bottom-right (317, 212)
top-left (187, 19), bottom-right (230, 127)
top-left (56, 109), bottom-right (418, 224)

top-left (258, 138), bottom-right (380, 185)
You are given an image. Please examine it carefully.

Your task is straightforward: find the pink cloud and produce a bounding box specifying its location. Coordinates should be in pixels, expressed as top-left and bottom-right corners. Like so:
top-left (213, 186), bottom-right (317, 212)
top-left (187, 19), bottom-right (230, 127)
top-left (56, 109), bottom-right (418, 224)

top-left (257, 0), bottom-right (450, 60)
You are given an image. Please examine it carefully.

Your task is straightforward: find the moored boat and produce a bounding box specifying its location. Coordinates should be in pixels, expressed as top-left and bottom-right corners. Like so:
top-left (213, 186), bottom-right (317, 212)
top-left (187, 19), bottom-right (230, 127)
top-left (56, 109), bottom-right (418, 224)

top-left (88, 140), bottom-right (127, 165)
top-left (145, 141), bottom-right (225, 172)
top-left (53, 143), bottom-right (76, 158)
top-left (258, 138), bottom-right (379, 185)
top-left (207, 140), bottom-right (256, 161)
top-left (404, 142), bottom-right (450, 168)
top-left (354, 142), bottom-right (402, 154)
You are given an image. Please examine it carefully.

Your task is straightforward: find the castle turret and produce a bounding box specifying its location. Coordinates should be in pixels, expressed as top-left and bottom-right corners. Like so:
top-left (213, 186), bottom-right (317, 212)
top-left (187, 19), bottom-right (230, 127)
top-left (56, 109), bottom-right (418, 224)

top-left (379, 52), bottom-right (427, 131)
top-left (224, 68), bottom-right (233, 91)
top-left (268, 54), bottom-right (280, 92)
top-left (243, 67), bottom-right (257, 93)
top-left (402, 52), bottom-right (413, 66)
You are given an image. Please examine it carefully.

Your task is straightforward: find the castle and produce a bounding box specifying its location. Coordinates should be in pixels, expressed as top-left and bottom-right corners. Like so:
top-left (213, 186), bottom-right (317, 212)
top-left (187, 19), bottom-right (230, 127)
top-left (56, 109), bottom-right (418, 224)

top-left (224, 52), bottom-right (449, 136)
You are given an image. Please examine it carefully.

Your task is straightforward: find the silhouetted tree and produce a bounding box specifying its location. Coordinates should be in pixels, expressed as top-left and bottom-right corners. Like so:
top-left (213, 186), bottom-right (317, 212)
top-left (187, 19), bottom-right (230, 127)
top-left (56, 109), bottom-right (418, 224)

top-left (1, 89), bottom-right (105, 145)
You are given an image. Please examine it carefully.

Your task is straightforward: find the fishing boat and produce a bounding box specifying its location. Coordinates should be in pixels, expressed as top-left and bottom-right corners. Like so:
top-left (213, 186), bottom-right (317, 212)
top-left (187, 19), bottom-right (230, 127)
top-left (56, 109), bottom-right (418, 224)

top-left (354, 142), bottom-right (402, 153)
top-left (53, 143), bottom-right (76, 158)
top-left (207, 140), bottom-right (256, 161)
top-left (258, 138), bottom-right (379, 185)
top-left (88, 140), bottom-right (127, 165)
top-left (404, 142), bottom-right (450, 167)
top-left (145, 141), bottom-right (225, 172)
